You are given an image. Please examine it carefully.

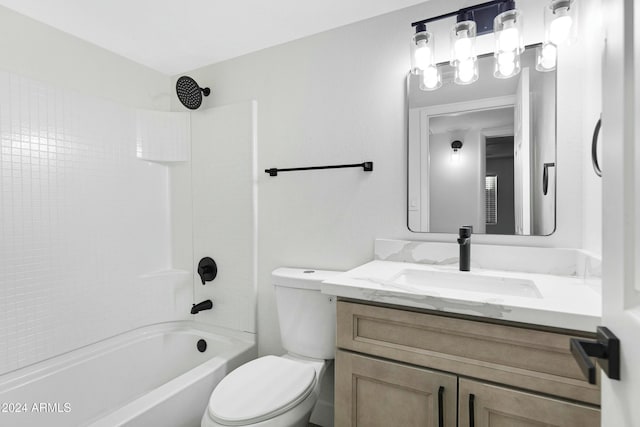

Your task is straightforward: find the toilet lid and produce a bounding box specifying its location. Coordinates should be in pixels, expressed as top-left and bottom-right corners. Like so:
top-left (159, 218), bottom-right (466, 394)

top-left (208, 356), bottom-right (316, 426)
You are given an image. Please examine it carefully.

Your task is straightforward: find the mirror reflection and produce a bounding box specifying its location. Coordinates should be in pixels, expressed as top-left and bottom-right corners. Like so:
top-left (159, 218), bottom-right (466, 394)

top-left (408, 46), bottom-right (556, 235)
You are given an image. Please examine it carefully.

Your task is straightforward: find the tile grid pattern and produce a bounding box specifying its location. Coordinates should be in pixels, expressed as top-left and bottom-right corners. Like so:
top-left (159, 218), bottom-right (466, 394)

top-left (0, 71), bottom-right (187, 375)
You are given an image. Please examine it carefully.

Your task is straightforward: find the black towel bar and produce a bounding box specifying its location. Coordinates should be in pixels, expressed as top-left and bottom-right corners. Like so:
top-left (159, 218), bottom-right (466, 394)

top-left (265, 162), bottom-right (373, 177)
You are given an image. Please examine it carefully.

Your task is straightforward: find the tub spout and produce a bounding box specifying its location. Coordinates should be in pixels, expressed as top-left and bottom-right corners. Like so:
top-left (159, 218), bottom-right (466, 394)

top-left (191, 300), bottom-right (213, 315)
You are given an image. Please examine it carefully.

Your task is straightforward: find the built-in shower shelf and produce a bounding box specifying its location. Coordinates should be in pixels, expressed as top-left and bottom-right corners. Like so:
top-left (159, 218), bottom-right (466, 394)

top-left (137, 269), bottom-right (191, 281)
top-left (136, 110), bottom-right (190, 162)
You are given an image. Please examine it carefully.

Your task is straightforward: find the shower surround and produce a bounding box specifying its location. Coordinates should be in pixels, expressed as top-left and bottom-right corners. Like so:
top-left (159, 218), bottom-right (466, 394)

top-left (0, 71), bottom-right (190, 375)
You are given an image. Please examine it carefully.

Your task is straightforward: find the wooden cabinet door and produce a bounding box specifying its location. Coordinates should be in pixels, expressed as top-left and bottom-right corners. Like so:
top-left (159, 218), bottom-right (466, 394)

top-left (335, 349), bottom-right (457, 427)
top-left (458, 378), bottom-right (600, 427)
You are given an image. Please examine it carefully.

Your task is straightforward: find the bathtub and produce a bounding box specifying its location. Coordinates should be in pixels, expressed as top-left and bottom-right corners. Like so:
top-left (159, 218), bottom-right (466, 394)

top-left (0, 321), bottom-right (256, 427)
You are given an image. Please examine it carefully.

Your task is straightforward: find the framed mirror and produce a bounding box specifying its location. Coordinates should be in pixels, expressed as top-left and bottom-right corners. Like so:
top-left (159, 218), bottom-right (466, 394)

top-left (408, 45), bottom-right (556, 235)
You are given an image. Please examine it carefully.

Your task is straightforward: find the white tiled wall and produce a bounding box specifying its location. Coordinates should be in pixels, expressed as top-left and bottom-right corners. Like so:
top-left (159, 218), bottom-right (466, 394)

top-left (0, 71), bottom-right (190, 375)
top-left (136, 110), bottom-right (190, 162)
top-left (189, 101), bottom-right (257, 334)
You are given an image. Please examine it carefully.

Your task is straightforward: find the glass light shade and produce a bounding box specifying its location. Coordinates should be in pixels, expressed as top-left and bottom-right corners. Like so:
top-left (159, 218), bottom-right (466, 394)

top-left (493, 9), bottom-right (523, 79)
top-left (494, 50), bottom-right (521, 79)
top-left (545, 0), bottom-right (577, 45)
top-left (494, 9), bottom-right (524, 55)
top-left (536, 43), bottom-right (557, 71)
top-left (450, 21), bottom-right (477, 63)
top-left (420, 65), bottom-right (442, 91)
top-left (411, 29), bottom-right (434, 74)
top-left (455, 57), bottom-right (479, 85)
top-left (450, 21), bottom-right (478, 86)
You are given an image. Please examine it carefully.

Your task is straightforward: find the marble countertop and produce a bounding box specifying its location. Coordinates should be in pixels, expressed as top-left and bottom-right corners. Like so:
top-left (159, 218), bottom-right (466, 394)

top-left (321, 260), bottom-right (602, 332)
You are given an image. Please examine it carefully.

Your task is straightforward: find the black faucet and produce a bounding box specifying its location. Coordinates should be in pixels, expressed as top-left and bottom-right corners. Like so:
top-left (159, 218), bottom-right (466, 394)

top-left (191, 300), bottom-right (213, 314)
top-left (457, 226), bottom-right (472, 272)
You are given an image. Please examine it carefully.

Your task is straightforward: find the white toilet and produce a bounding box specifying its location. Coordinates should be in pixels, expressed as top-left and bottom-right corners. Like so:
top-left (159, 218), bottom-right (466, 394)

top-left (201, 268), bottom-right (339, 427)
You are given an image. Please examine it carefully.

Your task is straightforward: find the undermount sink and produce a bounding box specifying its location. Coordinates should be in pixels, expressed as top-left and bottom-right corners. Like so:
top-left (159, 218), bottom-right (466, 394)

top-left (390, 269), bottom-right (542, 299)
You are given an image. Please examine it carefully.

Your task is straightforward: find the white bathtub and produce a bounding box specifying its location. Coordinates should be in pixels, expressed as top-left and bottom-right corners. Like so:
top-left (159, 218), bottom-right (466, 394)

top-left (0, 321), bottom-right (256, 427)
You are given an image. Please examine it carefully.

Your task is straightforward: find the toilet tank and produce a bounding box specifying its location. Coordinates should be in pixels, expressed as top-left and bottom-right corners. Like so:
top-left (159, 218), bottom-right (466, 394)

top-left (272, 268), bottom-right (341, 360)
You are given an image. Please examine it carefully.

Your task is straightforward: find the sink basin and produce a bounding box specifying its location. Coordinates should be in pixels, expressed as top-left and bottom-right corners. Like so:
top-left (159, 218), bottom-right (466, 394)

top-left (390, 269), bottom-right (542, 299)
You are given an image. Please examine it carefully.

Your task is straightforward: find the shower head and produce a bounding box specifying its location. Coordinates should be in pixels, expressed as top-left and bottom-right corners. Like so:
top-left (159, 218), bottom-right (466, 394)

top-left (176, 76), bottom-right (210, 110)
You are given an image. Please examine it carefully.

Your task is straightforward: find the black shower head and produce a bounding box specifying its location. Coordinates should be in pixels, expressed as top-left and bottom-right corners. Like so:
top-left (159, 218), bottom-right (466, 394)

top-left (176, 76), bottom-right (210, 110)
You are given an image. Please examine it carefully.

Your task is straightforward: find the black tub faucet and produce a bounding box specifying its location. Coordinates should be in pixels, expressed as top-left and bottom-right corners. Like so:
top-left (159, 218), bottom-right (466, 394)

top-left (457, 226), bottom-right (473, 272)
top-left (191, 300), bottom-right (213, 314)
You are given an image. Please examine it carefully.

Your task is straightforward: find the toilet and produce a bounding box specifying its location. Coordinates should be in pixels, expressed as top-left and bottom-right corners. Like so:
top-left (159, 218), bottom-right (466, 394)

top-left (201, 268), bottom-right (339, 427)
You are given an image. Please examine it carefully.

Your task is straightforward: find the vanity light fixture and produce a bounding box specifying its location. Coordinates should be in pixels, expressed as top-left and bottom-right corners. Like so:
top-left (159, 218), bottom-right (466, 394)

top-left (451, 140), bottom-right (463, 164)
top-left (411, 23), bottom-right (442, 90)
top-left (411, 0), bottom-right (572, 88)
top-left (493, 7), bottom-right (524, 78)
top-left (536, 0), bottom-right (576, 72)
top-left (451, 20), bottom-right (479, 85)
top-left (411, 0), bottom-right (522, 89)
top-left (545, 0), bottom-right (576, 45)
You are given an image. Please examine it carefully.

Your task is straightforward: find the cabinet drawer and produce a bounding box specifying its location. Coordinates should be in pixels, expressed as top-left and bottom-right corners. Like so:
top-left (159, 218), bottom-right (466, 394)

top-left (335, 349), bottom-right (457, 427)
top-left (459, 378), bottom-right (600, 427)
top-left (337, 300), bottom-right (600, 405)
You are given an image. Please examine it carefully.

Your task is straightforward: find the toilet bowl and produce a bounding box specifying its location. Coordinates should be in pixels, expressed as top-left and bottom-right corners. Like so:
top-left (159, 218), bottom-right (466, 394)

top-left (201, 268), bottom-right (339, 427)
top-left (201, 355), bottom-right (326, 427)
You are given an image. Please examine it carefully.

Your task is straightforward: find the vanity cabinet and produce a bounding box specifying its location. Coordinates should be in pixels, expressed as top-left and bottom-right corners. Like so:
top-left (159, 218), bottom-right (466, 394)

top-left (458, 378), bottom-right (599, 427)
top-left (335, 300), bottom-right (600, 427)
top-left (336, 350), bottom-right (457, 427)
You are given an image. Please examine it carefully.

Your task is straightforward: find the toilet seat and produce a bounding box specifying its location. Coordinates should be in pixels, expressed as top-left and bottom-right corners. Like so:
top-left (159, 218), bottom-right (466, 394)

top-left (207, 356), bottom-right (317, 426)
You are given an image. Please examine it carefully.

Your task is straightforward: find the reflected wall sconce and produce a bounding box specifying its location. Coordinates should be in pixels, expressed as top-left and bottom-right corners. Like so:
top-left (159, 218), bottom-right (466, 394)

top-left (410, 0), bottom-right (577, 89)
top-left (451, 140), bottom-right (463, 163)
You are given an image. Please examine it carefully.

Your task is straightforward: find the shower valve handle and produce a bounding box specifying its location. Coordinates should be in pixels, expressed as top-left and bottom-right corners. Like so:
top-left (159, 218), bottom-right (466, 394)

top-left (197, 257), bottom-right (217, 285)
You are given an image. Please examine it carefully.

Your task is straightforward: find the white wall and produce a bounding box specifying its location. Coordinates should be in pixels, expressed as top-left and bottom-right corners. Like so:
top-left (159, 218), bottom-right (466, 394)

top-left (429, 131), bottom-right (485, 233)
top-left (0, 6), bottom-right (170, 110)
top-left (170, 0), bottom-right (594, 360)
top-left (578, 0), bottom-right (604, 256)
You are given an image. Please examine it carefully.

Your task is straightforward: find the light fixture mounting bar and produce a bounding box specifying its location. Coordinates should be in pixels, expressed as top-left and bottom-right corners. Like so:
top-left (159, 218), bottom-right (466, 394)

top-left (411, 0), bottom-right (516, 36)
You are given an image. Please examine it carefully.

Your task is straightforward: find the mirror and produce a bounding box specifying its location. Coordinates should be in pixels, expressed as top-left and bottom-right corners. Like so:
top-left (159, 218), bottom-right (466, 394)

top-left (408, 45), bottom-right (556, 235)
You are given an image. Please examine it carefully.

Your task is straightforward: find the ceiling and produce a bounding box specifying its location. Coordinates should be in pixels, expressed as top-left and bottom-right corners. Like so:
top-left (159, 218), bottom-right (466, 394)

top-left (0, 0), bottom-right (428, 75)
top-left (429, 107), bottom-right (514, 134)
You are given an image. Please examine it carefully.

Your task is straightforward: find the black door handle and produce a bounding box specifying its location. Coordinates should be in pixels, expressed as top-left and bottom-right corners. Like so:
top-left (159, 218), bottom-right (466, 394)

top-left (469, 393), bottom-right (475, 427)
top-left (591, 117), bottom-right (602, 177)
top-left (569, 326), bottom-right (620, 384)
top-left (543, 162), bottom-right (555, 196)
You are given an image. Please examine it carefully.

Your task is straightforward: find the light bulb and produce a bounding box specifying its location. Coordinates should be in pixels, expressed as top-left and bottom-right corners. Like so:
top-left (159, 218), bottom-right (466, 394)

top-left (498, 55), bottom-right (516, 77)
top-left (422, 65), bottom-right (440, 90)
top-left (498, 27), bottom-right (520, 52)
top-left (549, 13), bottom-right (573, 45)
top-left (454, 31), bottom-right (472, 61)
top-left (414, 40), bottom-right (431, 71)
top-left (451, 149), bottom-right (460, 164)
top-left (494, 50), bottom-right (520, 78)
top-left (498, 51), bottom-right (516, 65)
top-left (458, 59), bottom-right (476, 83)
top-left (537, 43), bottom-right (557, 70)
